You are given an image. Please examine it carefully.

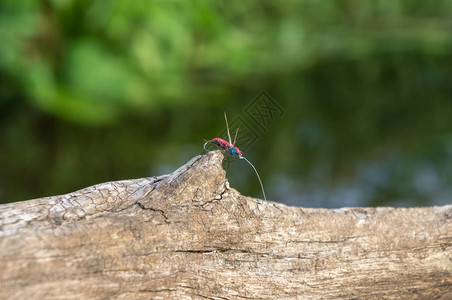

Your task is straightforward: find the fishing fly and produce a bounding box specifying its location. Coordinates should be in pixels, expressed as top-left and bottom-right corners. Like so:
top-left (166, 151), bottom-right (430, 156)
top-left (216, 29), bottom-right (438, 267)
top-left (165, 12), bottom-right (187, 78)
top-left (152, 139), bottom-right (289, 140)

top-left (203, 112), bottom-right (267, 201)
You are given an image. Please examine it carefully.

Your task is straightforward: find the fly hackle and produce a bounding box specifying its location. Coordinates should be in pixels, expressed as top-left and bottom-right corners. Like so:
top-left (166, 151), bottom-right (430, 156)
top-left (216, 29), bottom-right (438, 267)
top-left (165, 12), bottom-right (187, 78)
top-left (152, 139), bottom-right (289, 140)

top-left (233, 127), bottom-right (239, 146)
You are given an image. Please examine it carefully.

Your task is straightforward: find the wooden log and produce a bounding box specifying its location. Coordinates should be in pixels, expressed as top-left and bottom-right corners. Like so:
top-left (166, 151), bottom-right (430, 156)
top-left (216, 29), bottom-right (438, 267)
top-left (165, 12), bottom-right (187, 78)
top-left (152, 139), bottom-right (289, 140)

top-left (0, 151), bottom-right (451, 299)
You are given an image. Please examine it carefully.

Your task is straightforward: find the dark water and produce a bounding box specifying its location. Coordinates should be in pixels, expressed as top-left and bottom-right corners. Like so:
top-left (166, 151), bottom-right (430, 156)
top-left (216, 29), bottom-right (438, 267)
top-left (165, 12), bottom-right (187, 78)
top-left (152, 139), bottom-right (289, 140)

top-left (1, 1), bottom-right (452, 207)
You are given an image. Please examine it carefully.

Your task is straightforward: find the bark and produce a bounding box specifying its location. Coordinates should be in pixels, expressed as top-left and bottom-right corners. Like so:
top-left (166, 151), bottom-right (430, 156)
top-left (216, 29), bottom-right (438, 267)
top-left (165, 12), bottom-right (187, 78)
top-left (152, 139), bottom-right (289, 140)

top-left (0, 151), bottom-right (451, 300)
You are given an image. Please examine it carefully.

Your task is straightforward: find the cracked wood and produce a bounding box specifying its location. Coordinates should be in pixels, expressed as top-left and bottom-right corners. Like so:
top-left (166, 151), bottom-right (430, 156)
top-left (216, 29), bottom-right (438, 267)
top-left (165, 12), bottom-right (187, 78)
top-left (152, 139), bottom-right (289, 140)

top-left (0, 151), bottom-right (451, 299)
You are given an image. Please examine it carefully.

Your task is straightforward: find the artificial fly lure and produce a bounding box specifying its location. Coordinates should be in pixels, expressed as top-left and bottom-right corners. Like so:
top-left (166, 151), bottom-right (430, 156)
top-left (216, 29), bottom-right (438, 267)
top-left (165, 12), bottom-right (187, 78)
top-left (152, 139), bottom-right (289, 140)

top-left (203, 112), bottom-right (267, 201)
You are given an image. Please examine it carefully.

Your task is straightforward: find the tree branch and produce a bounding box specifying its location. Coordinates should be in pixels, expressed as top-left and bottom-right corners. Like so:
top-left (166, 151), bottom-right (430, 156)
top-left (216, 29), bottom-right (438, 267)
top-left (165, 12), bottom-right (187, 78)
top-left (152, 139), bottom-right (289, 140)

top-left (0, 151), bottom-right (451, 299)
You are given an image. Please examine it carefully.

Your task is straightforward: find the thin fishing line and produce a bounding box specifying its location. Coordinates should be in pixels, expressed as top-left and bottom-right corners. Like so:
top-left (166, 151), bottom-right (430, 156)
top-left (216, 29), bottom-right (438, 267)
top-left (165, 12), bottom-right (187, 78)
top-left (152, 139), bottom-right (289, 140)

top-left (240, 156), bottom-right (267, 201)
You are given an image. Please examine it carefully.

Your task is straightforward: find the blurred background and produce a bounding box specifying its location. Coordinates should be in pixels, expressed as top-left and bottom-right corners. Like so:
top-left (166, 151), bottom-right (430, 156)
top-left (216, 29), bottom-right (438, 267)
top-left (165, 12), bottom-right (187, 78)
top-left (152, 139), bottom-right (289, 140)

top-left (1, 0), bottom-right (452, 208)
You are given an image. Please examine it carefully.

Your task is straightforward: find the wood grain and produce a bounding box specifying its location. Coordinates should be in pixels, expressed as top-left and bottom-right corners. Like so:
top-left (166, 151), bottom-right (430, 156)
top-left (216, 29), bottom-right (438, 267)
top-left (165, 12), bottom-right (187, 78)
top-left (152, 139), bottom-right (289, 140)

top-left (0, 151), bottom-right (451, 299)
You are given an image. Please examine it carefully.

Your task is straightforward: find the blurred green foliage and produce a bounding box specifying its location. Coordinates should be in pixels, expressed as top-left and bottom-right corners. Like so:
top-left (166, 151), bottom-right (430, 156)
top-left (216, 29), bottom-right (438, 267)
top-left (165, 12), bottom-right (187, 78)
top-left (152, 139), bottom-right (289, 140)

top-left (1, 0), bottom-right (452, 207)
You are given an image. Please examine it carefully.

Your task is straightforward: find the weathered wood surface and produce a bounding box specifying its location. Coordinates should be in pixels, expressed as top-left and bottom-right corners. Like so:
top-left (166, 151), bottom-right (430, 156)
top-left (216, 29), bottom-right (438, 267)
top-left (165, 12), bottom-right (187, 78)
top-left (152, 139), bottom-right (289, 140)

top-left (0, 151), bottom-right (451, 299)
